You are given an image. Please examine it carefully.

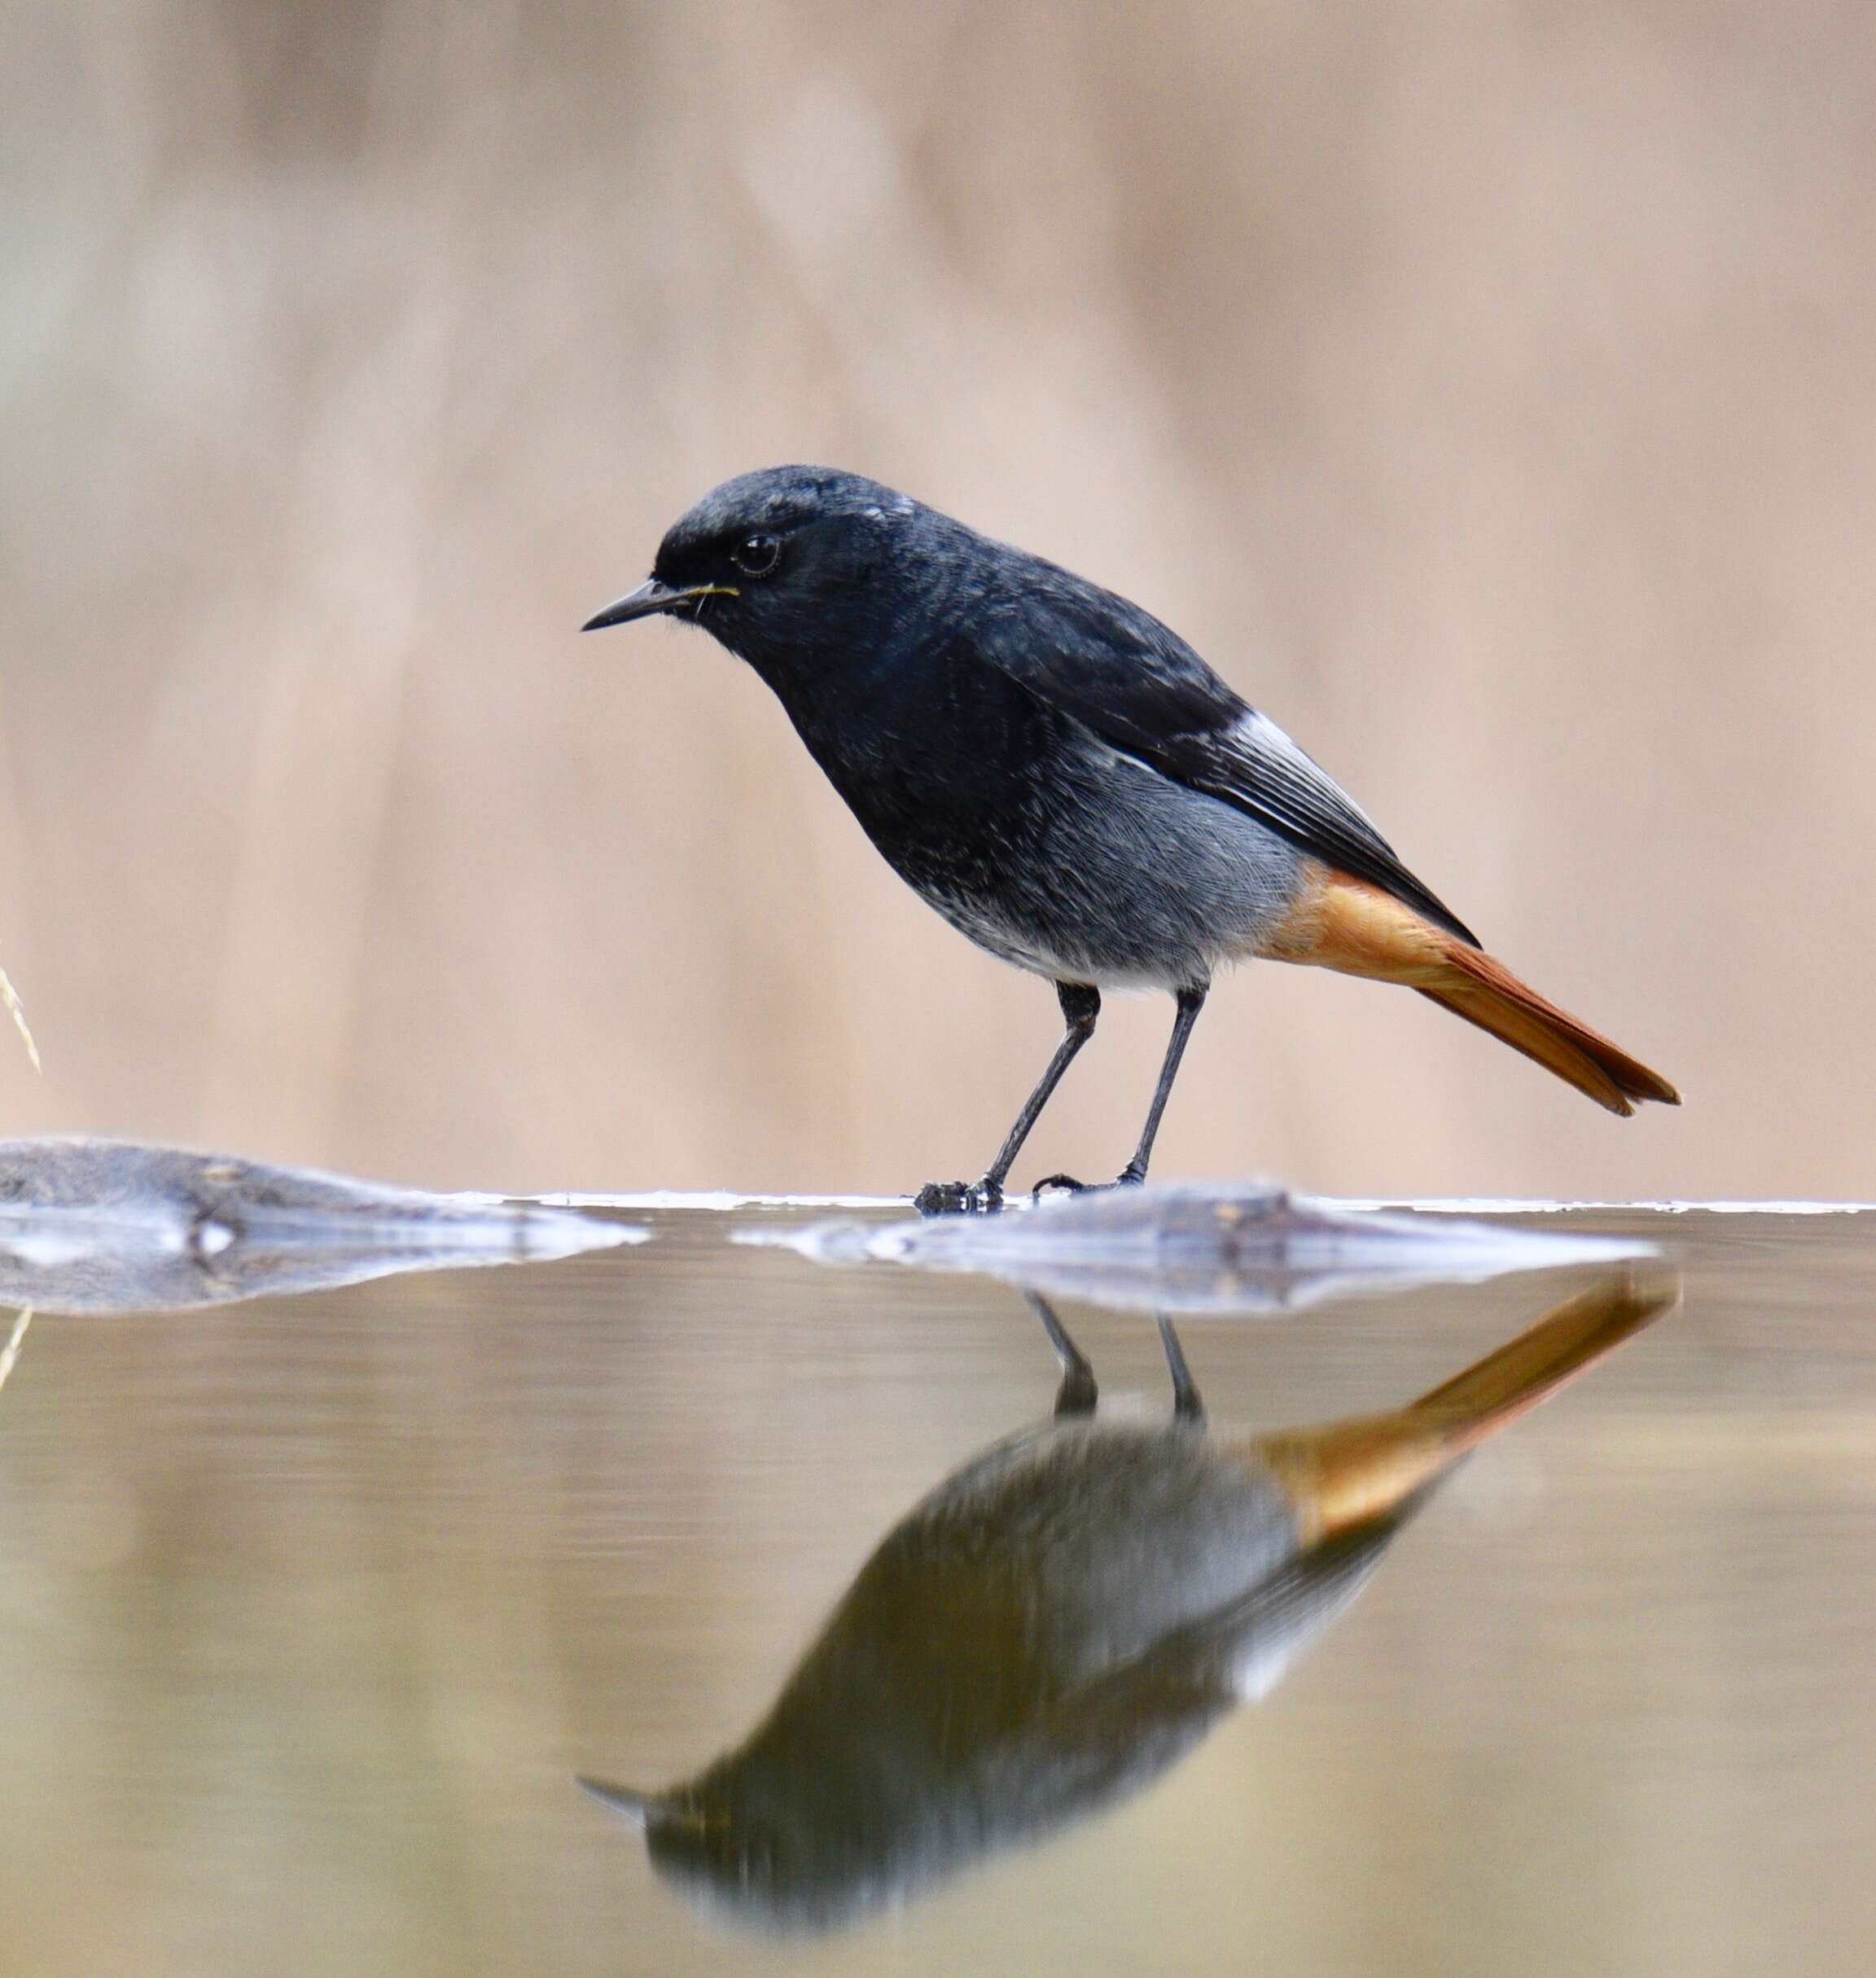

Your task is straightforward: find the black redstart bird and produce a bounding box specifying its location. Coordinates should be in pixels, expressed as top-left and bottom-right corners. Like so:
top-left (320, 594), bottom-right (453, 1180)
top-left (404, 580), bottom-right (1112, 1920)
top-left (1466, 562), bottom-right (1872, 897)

top-left (580, 1274), bottom-right (1674, 1931)
top-left (585, 467), bottom-right (1678, 1210)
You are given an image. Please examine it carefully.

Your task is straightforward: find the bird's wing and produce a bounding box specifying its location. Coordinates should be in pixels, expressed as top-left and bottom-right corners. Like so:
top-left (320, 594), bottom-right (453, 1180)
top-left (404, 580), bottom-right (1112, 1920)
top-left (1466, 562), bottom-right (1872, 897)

top-left (977, 576), bottom-right (1479, 945)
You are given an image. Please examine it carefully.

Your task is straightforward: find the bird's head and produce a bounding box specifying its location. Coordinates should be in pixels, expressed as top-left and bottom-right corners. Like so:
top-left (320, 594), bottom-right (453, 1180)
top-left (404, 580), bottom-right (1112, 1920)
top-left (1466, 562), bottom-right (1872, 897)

top-left (582, 466), bottom-right (923, 672)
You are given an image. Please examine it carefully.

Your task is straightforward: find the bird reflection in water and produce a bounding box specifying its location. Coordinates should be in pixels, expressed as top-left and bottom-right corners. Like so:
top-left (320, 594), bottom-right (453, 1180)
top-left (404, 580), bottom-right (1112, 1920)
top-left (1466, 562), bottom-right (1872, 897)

top-left (583, 1272), bottom-right (1677, 1932)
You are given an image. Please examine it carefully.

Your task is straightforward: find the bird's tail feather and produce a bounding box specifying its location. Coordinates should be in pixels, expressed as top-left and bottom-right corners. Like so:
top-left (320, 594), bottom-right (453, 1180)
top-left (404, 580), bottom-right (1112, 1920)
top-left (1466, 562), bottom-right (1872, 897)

top-left (1259, 868), bottom-right (1679, 1114)
top-left (1248, 1276), bottom-right (1677, 1541)
top-left (1416, 941), bottom-right (1679, 1115)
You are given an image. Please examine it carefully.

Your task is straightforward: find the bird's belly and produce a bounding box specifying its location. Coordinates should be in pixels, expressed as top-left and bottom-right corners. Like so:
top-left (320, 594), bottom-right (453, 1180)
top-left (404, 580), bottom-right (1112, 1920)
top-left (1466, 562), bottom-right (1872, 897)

top-left (899, 743), bottom-right (1308, 990)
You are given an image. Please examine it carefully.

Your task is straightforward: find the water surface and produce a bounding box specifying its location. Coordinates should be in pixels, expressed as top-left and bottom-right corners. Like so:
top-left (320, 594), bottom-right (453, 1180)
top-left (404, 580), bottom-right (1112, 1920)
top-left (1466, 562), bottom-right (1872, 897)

top-left (0, 1200), bottom-right (1869, 1975)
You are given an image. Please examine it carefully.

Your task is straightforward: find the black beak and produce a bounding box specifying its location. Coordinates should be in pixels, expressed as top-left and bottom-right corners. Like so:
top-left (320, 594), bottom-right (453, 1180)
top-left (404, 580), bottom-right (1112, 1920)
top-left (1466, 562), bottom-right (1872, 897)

top-left (576, 1776), bottom-right (658, 1828)
top-left (581, 579), bottom-right (686, 631)
top-left (582, 578), bottom-right (737, 632)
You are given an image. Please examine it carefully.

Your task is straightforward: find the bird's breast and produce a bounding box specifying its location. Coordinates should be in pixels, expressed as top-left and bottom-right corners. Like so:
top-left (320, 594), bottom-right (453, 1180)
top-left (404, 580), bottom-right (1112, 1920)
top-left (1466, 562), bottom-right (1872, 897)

top-left (774, 647), bottom-right (1056, 860)
top-left (760, 647), bottom-right (1308, 987)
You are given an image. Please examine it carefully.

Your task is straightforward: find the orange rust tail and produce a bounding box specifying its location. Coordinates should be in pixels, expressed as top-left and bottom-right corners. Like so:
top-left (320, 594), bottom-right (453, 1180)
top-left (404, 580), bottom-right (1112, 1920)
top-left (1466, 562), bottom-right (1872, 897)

top-left (1249, 1275), bottom-right (1677, 1541)
top-left (1259, 869), bottom-right (1680, 1115)
top-left (1419, 944), bottom-right (1679, 1116)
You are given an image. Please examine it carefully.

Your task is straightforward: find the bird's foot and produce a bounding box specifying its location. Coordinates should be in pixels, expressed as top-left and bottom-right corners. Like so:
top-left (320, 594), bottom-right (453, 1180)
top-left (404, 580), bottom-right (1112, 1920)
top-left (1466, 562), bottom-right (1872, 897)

top-left (917, 1169), bottom-right (1151, 1213)
top-left (914, 1177), bottom-right (1006, 1217)
top-left (1032, 1169), bottom-right (1149, 1200)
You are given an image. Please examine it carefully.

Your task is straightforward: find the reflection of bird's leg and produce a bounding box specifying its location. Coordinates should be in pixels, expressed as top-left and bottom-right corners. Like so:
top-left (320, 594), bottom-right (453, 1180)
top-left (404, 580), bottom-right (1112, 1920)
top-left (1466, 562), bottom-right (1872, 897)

top-left (1024, 1292), bottom-right (1097, 1418)
top-left (1155, 1312), bottom-right (1203, 1423)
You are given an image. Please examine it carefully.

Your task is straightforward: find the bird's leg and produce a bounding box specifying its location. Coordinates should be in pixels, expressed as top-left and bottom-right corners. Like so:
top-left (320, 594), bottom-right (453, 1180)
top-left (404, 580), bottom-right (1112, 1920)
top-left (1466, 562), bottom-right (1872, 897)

top-left (1035, 983), bottom-right (1209, 1199)
top-left (1024, 1292), bottom-right (1098, 1418)
top-left (1115, 982), bottom-right (1208, 1187)
top-left (1155, 1312), bottom-right (1203, 1423)
top-left (915, 982), bottom-right (1101, 1215)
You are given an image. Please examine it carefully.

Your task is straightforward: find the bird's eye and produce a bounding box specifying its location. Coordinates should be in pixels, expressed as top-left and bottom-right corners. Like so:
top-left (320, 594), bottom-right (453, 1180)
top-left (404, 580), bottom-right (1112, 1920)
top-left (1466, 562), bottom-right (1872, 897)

top-left (732, 533), bottom-right (782, 578)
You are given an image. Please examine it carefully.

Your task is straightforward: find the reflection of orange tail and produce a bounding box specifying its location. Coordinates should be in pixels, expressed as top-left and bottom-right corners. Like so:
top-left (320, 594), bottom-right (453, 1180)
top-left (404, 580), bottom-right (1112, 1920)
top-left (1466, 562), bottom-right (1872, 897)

top-left (1250, 1276), bottom-right (1677, 1542)
top-left (1260, 869), bottom-right (1681, 1115)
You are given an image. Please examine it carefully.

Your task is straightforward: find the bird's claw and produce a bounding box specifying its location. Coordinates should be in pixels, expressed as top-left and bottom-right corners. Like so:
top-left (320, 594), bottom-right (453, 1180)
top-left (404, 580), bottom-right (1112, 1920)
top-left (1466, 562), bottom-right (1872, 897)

top-left (916, 1168), bottom-right (1150, 1214)
top-left (1032, 1169), bottom-right (1149, 1201)
top-left (914, 1178), bottom-right (1006, 1217)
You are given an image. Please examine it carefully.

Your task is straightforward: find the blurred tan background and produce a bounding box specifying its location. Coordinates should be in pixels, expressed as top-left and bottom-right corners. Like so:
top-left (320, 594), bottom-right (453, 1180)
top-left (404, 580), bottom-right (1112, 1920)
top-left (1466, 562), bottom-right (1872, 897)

top-left (2, 0), bottom-right (1872, 1202)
